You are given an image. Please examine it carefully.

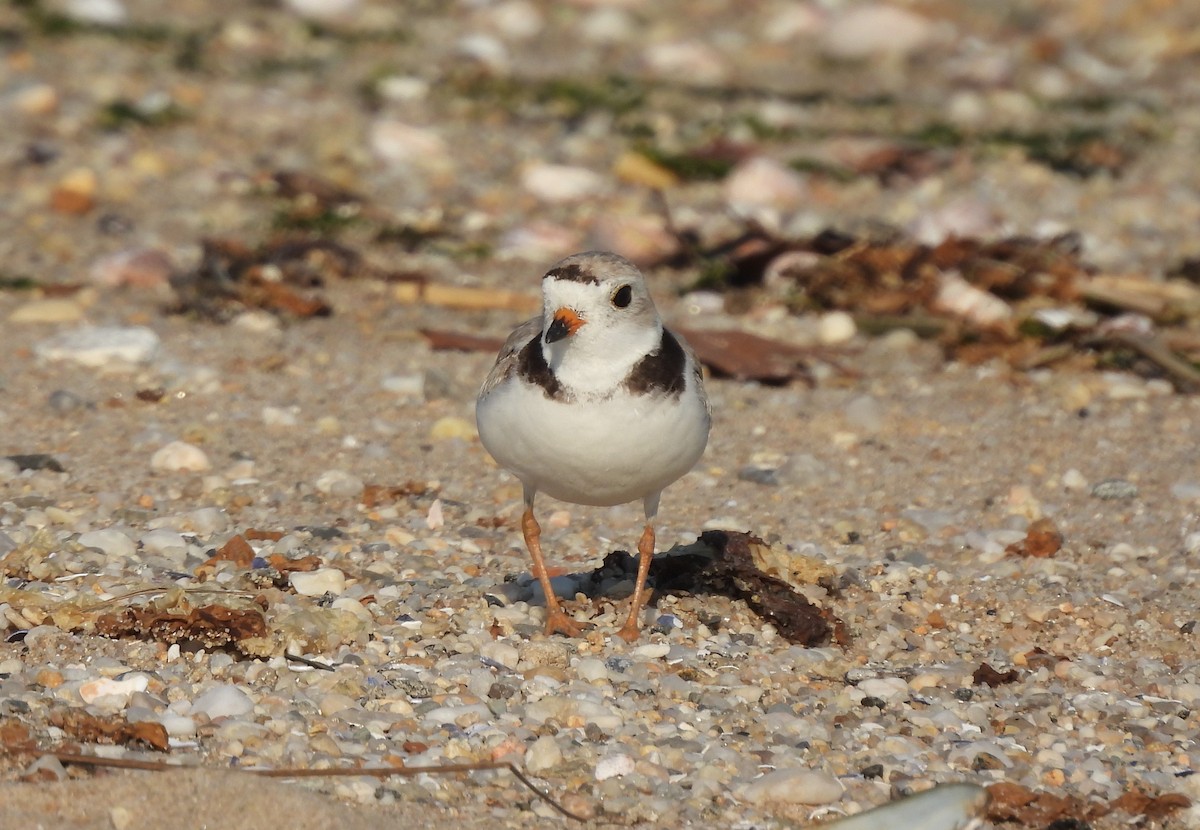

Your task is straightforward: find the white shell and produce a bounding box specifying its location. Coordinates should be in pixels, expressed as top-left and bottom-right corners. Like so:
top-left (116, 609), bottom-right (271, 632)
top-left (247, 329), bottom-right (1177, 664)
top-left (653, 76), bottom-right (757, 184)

top-left (817, 783), bottom-right (989, 830)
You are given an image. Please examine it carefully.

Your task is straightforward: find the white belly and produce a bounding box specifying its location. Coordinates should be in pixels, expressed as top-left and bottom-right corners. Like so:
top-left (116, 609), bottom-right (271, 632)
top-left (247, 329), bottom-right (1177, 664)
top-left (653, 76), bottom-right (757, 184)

top-left (476, 382), bottom-right (709, 507)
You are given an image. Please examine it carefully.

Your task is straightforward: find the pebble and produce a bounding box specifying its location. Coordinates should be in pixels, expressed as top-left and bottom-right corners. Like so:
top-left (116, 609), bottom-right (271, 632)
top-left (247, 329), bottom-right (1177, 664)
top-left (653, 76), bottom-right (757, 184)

top-left (164, 507), bottom-right (227, 535)
top-left (524, 696), bottom-right (623, 732)
top-left (36, 325), bottom-right (160, 367)
top-left (47, 389), bottom-right (87, 413)
top-left (261, 406), bottom-right (299, 427)
top-left (574, 658), bottom-right (609, 683)
top-left (763, 4), bottom-right (825, 41)
top-left (283, 0), bottom-right (359, 22)
top-left (232, 311), bottom-right (281, 335)
top-left (844, 395), bottom-right (884, 433)
top-left (319, 693), bottom-right (357, 716)
top-left (1091, 478), bottom-right (1138, 500)
top-left (911, 196), bottom-right (1000, 245)
top-left (820, 4), bottom-right (937, 61)
top-left (381, 374), bottom-right (424, 397)
top-left (23, 755), bottom-right (66, 783)
top-left (78, 674), bottom-right (148, 706)
top-left (14, 83), bottom-right (59, 117)
top-left (936, 271), bottom-right (1013, 325)
top-left (369, 120), bottom-right (451, 171)
top-left (139, 527), bottom-right (186, 554)
top-left (421, 703), bottom-right (491, 727)
top-left (429, 416), bottom-right (476, 441)
top-left (518, 640), bottom-right (571, 669)
top-left (77, 528), bottom-right (136, 559)
top-left (153, 712), bottom-right (197, 738)
top-left (89, 248), bottom-right (173, 289)
top-left (631, 642), bottom-right (669, 659)
top-left (425, 499), bottom-right (444, 530)
top-left (857, 676), bottom-right (909, 702)
top-left (9, 298), bottom-right (85, 324)
top-left (102, 788), bottom-right (139, 823)
top-left (524, 734), bottom-right (562, 773)
top-left (290, 568), bottom-right (346, 597)
top-left (480, 641), bottom-right (520, 670)
top-left (330, 597), bottom-right (371, 622)
top-left (484, 0), bottom-right (543, 40)
top-left (1062, 468), bottom-right (1089, 491)
top-left (189, 684), bottom-right (255, 720)
top-left (724, 157), bottom-right (808, 219)
top-left (1171, 481), bottom-right (1200, 502)
top-left (594, 753), bottom-right (635, 781)
top-left (50, 167), bottom-right (99, 215)
top-left (315, 469), bottom-right (363, 498)
top-left (496, 222), bottom-right (582, 261)
top-left (63, 0), bottom-right (128, 25)
top-left (740, 768), bottom-right (844, 805)
top-left (579, 8), bottom-right (633, 44)
top-left (817, 311), bottom-right (857, 345)
top-left (150, 441), bottom-right (211, 473)
top-left (520, 163), bottom-right (605, 203)
top-left (643, 41), bottom-right (728, 84)
top-left (590, 213), bottom-right (678, 265)
top-left (375, 76), bottom-right (429, 103)
top-left (456, 33), bottom-right (510, 72)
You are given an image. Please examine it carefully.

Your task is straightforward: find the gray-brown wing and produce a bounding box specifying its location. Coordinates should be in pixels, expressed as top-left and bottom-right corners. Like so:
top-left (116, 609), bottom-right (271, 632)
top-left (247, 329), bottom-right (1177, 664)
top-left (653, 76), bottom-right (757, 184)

top-left (671, 327), bottom-right (712, 420)
top-left (478, 316), bottom-right (542, 399)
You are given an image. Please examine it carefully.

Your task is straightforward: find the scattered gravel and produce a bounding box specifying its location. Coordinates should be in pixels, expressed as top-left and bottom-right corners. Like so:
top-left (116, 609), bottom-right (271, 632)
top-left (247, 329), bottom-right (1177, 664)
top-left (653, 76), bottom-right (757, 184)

top-left (2, 1), bottom-right (1200, 829)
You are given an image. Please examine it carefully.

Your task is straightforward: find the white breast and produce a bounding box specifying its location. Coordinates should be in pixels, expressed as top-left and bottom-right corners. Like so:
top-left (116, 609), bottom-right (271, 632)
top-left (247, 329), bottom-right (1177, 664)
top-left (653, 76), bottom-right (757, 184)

top-left (476, 378), bottom-right (710, 507)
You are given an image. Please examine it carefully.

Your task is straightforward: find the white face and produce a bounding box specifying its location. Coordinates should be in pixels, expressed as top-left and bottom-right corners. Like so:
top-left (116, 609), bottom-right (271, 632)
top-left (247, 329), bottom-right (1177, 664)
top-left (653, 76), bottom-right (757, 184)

top-left (543, 273), bottom-right (657, 340)
top-left (538, 253), bottom-right (664, 393)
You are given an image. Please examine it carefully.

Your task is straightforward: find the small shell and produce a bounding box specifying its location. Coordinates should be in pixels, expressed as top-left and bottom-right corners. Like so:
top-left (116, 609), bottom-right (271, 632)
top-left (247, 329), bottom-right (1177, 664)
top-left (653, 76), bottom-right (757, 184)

top-left (818, 783), bottom-right (989, 830)
top-left (594, 754), bottom-right (635, 781)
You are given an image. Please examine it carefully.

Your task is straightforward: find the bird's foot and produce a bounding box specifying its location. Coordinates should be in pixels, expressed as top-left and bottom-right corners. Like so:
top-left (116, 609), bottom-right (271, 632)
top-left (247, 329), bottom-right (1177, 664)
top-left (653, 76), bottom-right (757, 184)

top-left (542, 609), bottom-right (586, 638)
top-left (615, 618), bottom-right (641, 643)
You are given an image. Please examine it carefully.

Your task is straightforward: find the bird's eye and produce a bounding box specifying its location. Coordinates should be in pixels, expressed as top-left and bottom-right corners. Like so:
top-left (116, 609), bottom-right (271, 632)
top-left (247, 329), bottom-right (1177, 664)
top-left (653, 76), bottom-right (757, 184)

top-left (611, 284), bottom-right (632, 308)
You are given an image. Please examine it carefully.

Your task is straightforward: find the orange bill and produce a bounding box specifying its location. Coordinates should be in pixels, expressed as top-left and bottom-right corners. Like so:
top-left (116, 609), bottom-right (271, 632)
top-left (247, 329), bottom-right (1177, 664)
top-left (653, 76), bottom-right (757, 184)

top-left (554, 307), bottom-right (584, 334)
top-left (546, 307), bottom-right (586, 342)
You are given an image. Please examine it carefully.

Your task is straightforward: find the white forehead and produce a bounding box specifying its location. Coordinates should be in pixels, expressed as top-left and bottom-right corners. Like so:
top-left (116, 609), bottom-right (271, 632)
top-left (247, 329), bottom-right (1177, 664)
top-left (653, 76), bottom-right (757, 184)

top-left (542, 276), bottom-right (609, 309)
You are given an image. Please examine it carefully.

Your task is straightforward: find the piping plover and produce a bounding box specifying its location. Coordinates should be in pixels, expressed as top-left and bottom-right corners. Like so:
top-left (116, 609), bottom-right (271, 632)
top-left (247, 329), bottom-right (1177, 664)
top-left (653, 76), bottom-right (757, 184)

top-left (476, 251), bottom-right (711, 641)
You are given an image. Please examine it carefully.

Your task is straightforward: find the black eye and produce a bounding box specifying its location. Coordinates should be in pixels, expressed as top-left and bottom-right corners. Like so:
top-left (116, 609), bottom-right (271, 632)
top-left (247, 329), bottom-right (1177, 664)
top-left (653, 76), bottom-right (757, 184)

top-left (612, 285), bottom-right (632, 308)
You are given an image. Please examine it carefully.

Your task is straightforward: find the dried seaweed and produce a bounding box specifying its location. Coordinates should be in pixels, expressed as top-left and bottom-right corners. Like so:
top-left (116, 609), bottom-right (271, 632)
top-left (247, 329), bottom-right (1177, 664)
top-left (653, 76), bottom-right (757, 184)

top-left (973, 662), bottom-right (1019, 687)
top-left (986, 781), bottom-right (1190, 826)
top-left (49, 710), bottom-right (169, 752)
top-left (589, 531), bottom-right (841, 646)
top-left (1005, 518), bottom-right (1064, 559)
top-left (664, 220), bottom-right (1200, 390)
top-left (94, 604), bottom-right (267, 652)
top-left (170, 237), bottom-right (346, 320)
top-left (360, 481), bottom-right (435, 508)
top-left (675, 328), bottom-right (813, 384)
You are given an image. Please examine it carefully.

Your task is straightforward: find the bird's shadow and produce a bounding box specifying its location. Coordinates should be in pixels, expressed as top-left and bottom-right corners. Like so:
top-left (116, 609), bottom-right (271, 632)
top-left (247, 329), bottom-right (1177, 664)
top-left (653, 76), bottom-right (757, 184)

top-left (488, 530), bottom-right (842, 647)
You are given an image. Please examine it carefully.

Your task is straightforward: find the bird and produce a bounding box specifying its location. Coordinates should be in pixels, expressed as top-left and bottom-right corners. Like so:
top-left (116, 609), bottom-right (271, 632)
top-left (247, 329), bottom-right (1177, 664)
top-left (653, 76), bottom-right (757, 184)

top-left (476, 251), bottom-right (711, 642)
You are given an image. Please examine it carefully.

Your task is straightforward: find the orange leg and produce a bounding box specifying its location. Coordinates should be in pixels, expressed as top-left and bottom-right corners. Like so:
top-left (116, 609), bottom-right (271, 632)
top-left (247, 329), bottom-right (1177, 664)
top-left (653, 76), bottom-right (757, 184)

top-left (616, 523), bottom-right (656, 643)
top-left (522, 508), bottom-right (584, 637)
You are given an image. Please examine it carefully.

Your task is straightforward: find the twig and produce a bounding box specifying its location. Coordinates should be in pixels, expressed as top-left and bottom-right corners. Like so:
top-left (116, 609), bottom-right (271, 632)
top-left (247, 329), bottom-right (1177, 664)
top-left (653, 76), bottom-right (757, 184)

top-left (651, 188), bottom-right (703, 265)
top-left (1081, 275), bottom-right (1200, 321)
top-left (283, 651), bottom-right (335, 671)
top-left (1086, 331), bottom-right (1200, 393)
top-left (852, 313), bottom-right (951, 339)
top-left (48, 750), bottom-right (587, 822)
